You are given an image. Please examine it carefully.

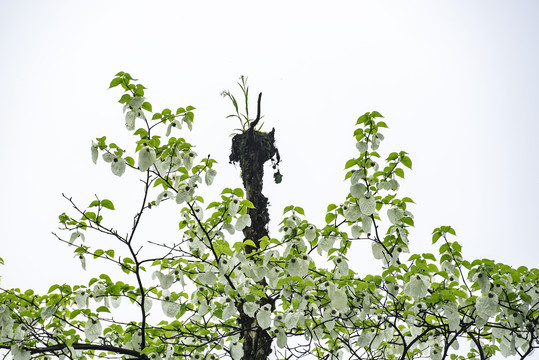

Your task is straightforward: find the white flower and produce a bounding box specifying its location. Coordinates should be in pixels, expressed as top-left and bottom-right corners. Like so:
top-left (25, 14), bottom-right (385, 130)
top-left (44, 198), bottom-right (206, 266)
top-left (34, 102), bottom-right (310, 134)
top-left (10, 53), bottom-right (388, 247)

top-left (152, 271), bottom-right (174, 289)
top-left (371, 242), bottom-right (385, 260)
top-left (138, 146), bottom-right (156, 172)
top-left (350, 183), bottom-right (366, 198)
top-left (276, 328), bottom-right (287, 348)
top-left (430, 344), bottom-right (443, 360)
top-left (103, 153), bottom-right (126, 176)
top-left (442, 302), bottom-right (460, 331)
top-left (70, 231), bottom-right (85, 244)
top-left (91, 142), bottom-right (98, 164)
top-left (404, 274), bottom-right (430, 300)
top-left (129, 96), bottom-right (145, 109)
top-left (175, 185), bottom-right (194, 204)
top-left (387, 208), bottom-right (404, 224)
top-left (161, 291), bottom-right (180, 318)
top-left (166, 120), bottom-right (182, 136)
top-left (362, 215), bottom-right (372, 234)
top-left (356, 141), bottom-right (368, 152)
top-left (235, 214), bottom-right (251, 231)
top-left (192, 205), bottom-right (204, 220)
top-left (228, 197), bottom-right (240, 216)
top-left (243, 302), bottom-right (259, 317)
top-left (222, 300), bottom-right (237, 319)
top-left (41, 305), bottom-right (56, 319)
top-left (144, 298), bottom-right (153, 313)
top-left (256, 304), bottom-right (272, 329)
top-left (317, 235), bottom-right (336, 255)
top-left (198, 271), bottom-right (217, 286)
top-left (183, 151), bottom-right (196, 170)
top-left (84, 317), bottom-right (102, 342)
top-left (476, 292), bottom-right (499, 320)
top-left (230, 340), bottom-right (244, 360)
top-left (343, 204), bottom-right (361, 221)
top-left (125, 111), bottom-right (136, 130)
top-left (10, 344), bottom-right (30, 360)
top-left (350, 170), bottom-right (365, 184)
top-left (156, 190), bottom-right (173, 205)
top-left (288, 256), bottom-right (309, 277)
top-left (329, 284), bottom-right (348, 312)
top-left (304, 224), bottom-right (316, 241)
top-left (334, 255), bottom-right (348, 277)
top-left (75, 289), bottom-right (89, 308)
top-left (205, 168), bottom-right (217, 186)
top-left (358, 192), bottom-right (376, 215)
top-left (223, 223), bottom-right (235, 235)
top-left (472, 270), bottom-right (490, 295)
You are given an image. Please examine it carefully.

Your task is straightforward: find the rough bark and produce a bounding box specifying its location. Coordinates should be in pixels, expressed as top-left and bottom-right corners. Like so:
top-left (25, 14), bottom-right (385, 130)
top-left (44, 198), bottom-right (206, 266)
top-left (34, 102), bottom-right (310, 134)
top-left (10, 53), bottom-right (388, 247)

top-left (229, 95), bottom-right (280, 360)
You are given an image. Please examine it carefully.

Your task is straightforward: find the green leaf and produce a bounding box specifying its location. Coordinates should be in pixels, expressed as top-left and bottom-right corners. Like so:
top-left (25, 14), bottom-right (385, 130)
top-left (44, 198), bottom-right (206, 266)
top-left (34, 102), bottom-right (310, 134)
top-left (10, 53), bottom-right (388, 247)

top-left (345, 159), bottom-right (357, 169)
top-left (96, 306), bottom-right (111, 313)
top-left (394, 168), bottom-right (405, 178)
top-left (401, 156), bottom-right (412, 169)
top-left (109, 77), bottom-right (123, 88)
top-left (232, 188), bottom-right (244, 198)
top-left (101, 199), bottom-right (115, 210)
top-left (142, 102), bottom-right (152, 112)
top-left (119, 94), bottom-right (132, 104)
top-left (386, 152), bottom-right (399, 161)
top-left (89, 200), bottom-right (100, 208)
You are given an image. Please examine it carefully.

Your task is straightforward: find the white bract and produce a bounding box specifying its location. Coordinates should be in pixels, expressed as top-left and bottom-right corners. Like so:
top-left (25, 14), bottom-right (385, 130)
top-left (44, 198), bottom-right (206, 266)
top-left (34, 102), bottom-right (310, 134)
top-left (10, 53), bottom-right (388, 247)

top-left (329, 284), bottom-right (348, 312)
top-left (153, 271), bottom-right (174, 289)
top-left (138, 146), bottom-right (156, 172)
top-left (387, 207), bottom-right (404, 224)
top-left (161, 292), bottom-right (180, 318)
top-left (228, 197), bottom-right (240, 216)
top-left (356, 141), bottom-right (368, 153)
top-left (404, 274), bottom-right (430, 300)
top-left (205, 168), bottom-right (217, 186)
top-left (317, 235), bottom-right (336, 255)
top-left (129, 96), bottom-right (145, 109)
top-left (103, 153), bottom-right (126, 177)
top-left (183, 151), bottom-right (196, 170)
top-left (288, 256), bottom-right (309, 277)
top-left (243, 302), bottom-right (259, 317)
top-left (84, 318), bottom-right (102, 342)
top-left (166, 120), bottom-right (182, 136)
top-left (125, 111), bottom-right (136, 130)
top-left (156, 190), bottom-right (173, 205)
top-left (304, 224), bottom-right (316, 241)
top-left (358, 193), bottom-right (376, 216)
top-left (235, 214), bottom-right (251, 231)
top-left (343, 204), bottom-right (361, 222)
top-left (175, 185), bottom-right (194, 204)
top-left (230, 340), bottom-right (244, 360)
top-left (91, 142), bottom-right (98, 164)
top-left (70, 231), bottom-right (85, 244)
top-left (476, 292), bottom-right (499, 320)
top-left (350, 183), bottom-right (366, 198)
top-left (256, 304), bottom-right (272, 329)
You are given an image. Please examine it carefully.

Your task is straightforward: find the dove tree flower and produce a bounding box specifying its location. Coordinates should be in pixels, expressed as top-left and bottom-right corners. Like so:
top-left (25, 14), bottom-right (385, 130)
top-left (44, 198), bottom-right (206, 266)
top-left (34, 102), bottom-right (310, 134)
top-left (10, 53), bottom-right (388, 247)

top-left (0, 73), bottom-right (538, 360)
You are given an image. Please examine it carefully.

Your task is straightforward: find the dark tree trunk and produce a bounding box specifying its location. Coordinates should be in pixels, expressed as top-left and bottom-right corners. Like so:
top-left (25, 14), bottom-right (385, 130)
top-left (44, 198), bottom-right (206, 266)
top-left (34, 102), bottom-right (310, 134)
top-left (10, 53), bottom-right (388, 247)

top-left (229, 114), bottom-right (280, 360)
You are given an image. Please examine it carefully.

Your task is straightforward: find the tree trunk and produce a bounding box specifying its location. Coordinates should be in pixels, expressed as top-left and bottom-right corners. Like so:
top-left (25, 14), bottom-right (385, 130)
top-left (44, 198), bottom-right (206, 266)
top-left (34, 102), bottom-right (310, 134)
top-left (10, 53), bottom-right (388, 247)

top-left (230, 123), bottom-right (279, 360)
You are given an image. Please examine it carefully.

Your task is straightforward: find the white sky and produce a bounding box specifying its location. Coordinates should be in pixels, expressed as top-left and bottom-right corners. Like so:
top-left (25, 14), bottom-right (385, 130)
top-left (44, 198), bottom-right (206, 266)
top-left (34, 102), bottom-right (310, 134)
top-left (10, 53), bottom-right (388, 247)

top-left (0, 1), bottom-right (538, 296)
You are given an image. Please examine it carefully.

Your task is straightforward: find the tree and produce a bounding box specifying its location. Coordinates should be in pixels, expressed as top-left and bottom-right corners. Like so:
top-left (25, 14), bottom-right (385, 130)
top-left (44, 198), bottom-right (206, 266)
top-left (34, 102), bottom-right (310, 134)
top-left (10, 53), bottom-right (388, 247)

top-left (1, 72), bottom-right (538, 360)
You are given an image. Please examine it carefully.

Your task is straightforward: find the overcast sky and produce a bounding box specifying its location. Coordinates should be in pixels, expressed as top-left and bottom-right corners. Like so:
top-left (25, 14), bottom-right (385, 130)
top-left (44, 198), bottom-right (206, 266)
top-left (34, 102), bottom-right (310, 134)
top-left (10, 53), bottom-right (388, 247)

top-left (1, 1), bottom-right (538, 293)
